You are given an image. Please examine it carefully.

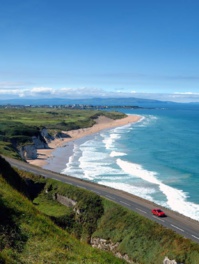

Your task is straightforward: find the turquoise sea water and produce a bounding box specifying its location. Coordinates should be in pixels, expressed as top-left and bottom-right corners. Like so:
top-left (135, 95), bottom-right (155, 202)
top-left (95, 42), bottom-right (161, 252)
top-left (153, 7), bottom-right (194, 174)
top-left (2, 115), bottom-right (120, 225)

top-left (61, 104), bottom-right (199, 221)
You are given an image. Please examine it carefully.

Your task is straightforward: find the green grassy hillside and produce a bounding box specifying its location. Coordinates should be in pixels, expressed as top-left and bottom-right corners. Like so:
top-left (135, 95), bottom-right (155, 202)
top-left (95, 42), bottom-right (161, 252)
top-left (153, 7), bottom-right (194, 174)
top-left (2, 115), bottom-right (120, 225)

top-left (0, 156), bottom-right (126, 264)
top-left (1, 156), bottom-right (199, 264)
top-left (33, 179), bottom-right (199, 264)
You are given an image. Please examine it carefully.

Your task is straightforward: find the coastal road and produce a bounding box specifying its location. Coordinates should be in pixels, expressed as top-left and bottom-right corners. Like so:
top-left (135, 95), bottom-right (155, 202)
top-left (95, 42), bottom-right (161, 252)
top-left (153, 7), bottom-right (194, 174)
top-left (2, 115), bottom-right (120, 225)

top-left (4, 156), bottom-right (199, 244)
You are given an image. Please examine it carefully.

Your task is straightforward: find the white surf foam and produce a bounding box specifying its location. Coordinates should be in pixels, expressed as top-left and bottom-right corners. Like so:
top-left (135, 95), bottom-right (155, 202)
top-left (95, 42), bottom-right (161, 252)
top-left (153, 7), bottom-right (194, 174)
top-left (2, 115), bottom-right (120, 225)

top-left (102, 132), bottom-right (121, 150)
top-left (99, 181), bottom-right (156, 201)
top-left (80, 151), bottom-right (108, 161)
top-left (78, 160), bottom-right (123, 180)
top-left (136, 115), bottom-right (158, 128)
top-left (110, 151), bottom-right (127, 157)
top-left (112, 124), bottom-right (132, 133)
top-left (116, 158), bottom-right (199, 221)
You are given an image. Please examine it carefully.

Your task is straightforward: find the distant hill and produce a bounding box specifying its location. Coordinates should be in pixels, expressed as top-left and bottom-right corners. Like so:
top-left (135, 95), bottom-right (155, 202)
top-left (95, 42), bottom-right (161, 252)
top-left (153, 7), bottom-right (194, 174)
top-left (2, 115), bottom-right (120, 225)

top-left (0, 97), bottom-right (179, 108)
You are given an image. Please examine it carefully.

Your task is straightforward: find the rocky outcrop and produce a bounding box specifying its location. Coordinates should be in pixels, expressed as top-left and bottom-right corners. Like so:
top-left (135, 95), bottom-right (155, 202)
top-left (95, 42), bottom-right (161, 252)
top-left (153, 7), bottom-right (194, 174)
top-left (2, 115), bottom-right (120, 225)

top-left (41, 128), bottom-right (54, 142)
top-left (17, 129), bottom-right (47, 159)
top-left (91, 238), bottom-right (135, 263)
top-left (91, 238), bottom-right (181, 264)
top-left (18, 128), bottom-right (62, 160)
top-left (19, 132), bottom-right (48, 159)
top-left (17, 127), bottom-right (71, 160)
top-left (19, 144), bottom-right (37, 160)
top-left (163, 257), bottom-right (182, 264)
top-left (55, 131), bottom-right (71, 139)
top-left (54, 194), bottom-right (76, 207)
top-left (32, 135), bottom-right (48, 149)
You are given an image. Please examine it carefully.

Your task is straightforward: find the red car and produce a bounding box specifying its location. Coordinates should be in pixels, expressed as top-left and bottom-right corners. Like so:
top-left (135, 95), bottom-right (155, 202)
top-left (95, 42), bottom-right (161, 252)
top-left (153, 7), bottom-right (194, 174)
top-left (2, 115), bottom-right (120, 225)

top-left (152, 208), bottom-right (166, 217)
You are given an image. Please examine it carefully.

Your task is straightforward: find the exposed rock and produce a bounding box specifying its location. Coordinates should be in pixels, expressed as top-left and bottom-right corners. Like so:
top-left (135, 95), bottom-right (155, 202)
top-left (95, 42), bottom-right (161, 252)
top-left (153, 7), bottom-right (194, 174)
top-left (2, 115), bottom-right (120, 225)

top-left (91, 238), bottom-right (181, 264)
top-left (19, 131), bottom-right (48, 159)
top-left (32, 135), bottom-right (48, 149)
top-left (163, 257), bottom-right (182, 264)
top-left (91, 237), bottom-right (135, 263)
top-left (55, 194), bottom-right (77, 207)
top-left (19, 144), bottom-right (37, 160)
top-left (55, 131), bottom-right (71, 139)
top-left (41, 127), bottom-right (54, 142)
top-left (18, 128), bottom-right (56, 160)
top-left (19, 127), bottom-right (71, 160)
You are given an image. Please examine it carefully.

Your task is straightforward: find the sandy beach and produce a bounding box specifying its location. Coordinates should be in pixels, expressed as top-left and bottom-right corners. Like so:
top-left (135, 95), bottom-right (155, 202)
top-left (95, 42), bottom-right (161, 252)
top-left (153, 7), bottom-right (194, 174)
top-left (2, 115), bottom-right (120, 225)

top-left (27, 115), bottom-right (141, 168)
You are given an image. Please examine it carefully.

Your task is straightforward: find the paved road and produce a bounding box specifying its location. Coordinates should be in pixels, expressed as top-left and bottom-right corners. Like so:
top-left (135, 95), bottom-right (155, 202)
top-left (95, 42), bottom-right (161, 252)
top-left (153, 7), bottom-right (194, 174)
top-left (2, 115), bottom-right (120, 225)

top-left (4, 156), bottom-right (199, 244)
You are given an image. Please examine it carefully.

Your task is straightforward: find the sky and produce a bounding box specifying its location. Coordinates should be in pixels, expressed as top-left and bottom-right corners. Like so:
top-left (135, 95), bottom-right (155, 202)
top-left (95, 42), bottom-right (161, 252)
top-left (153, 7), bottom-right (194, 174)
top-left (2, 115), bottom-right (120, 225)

top-left (0, 0), bottom-right (199, 102)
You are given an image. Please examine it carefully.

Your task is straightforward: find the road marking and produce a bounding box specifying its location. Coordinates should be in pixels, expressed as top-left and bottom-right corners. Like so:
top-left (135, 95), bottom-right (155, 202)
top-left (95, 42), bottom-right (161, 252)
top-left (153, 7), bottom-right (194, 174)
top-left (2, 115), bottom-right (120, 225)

top-left (105, 195), bottom-right (115, 200)
top-left (192, 235), bottom-right (199, 240)
top-left (120, 201), bottom-right (131, 206)
top-left (152, 216), bottom-right (165, 222)
top-left (136, 208), bottom-right (147, 214)
top-left (171, 224), bottom-right (184, 232)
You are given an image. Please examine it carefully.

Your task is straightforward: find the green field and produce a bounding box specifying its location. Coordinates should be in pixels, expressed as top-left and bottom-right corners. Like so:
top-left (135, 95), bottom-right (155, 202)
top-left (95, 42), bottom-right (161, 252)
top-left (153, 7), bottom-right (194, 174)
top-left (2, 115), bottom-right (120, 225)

top-left (0, 107), bottom-right (126, 158)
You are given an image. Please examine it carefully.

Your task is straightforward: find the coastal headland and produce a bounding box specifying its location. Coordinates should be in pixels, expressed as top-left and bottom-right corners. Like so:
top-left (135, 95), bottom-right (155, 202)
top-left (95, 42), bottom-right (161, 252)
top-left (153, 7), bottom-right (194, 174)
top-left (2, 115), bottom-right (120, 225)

top-left (27, 115), bottom-right (141, 168)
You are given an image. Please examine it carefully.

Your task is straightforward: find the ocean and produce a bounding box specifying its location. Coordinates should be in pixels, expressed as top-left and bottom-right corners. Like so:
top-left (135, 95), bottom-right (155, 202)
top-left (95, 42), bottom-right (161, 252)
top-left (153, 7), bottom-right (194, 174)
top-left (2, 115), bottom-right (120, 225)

top-left (61, 103), bottom-right (199, 221)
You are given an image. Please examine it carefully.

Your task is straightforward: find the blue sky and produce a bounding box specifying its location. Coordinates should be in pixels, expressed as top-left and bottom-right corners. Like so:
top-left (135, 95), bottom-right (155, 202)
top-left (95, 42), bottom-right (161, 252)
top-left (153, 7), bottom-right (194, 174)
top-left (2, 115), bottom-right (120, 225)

top-left (0, 0), bottom-right (199, 102)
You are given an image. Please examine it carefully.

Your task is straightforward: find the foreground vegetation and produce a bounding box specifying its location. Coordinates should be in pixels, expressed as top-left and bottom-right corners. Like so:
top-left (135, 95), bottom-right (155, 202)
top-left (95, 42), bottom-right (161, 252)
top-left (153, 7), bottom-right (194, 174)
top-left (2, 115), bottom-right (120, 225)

top-left (0, 156), bottom-right (199, 264)
top-left (0, 107), bottom-right (126, 158)
top-left (0, 156), bottom-right (126, 264)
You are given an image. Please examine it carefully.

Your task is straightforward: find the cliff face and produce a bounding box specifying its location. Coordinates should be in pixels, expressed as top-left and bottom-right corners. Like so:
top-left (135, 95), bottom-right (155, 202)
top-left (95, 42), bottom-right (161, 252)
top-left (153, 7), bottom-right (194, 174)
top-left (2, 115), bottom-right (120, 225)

top-left (55, 131), bottom-right (71, 139)
top-left (32, 135), bottom-right (48, 149)
top-left (19, 144), bottom-right (37, 160)
top-left (19, 128), bottom-right (53, 160)
top-left (41, 128), bottom-right (54, 142)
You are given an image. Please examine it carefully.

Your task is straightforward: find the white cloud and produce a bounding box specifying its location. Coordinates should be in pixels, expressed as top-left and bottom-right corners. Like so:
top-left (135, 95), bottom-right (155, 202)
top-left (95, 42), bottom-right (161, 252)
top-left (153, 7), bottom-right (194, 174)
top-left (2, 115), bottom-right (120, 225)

top-left (0, 88), bottom-right (23, 98)
top-left (174, 92), bottom-right (199, 95)
top-left (30, 87), bottom-right (54, 96)
top-left (0, 85), bottom-right (199, 102)
top-left (0, 86), bottom-right (109, 99)
top-left (55, 87), bottom-right (108, 98)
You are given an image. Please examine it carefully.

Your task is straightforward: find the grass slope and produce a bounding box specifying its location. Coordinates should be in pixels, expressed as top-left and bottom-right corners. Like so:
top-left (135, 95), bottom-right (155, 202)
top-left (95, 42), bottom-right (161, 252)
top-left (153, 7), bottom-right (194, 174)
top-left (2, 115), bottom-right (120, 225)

top-left (13, 162), bottom-right (199, 264)
top-left (0, 156), bottom-right (126, 264)
top-left (1, 156), bottom-right (199, 264)
top-left (94, 200), bottom-right (199, 264)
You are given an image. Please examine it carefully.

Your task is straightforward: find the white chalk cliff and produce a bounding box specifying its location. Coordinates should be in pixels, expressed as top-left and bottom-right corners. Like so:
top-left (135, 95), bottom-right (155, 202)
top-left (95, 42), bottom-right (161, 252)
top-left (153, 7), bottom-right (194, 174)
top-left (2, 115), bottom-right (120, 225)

top-left (19, 128), bottom-right (55, 160)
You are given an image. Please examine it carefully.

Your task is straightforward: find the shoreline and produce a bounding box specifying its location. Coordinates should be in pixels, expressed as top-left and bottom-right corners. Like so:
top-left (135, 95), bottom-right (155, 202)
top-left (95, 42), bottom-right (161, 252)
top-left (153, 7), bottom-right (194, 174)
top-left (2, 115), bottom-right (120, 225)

top-left (27, 115), bottom-right (141, 169)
